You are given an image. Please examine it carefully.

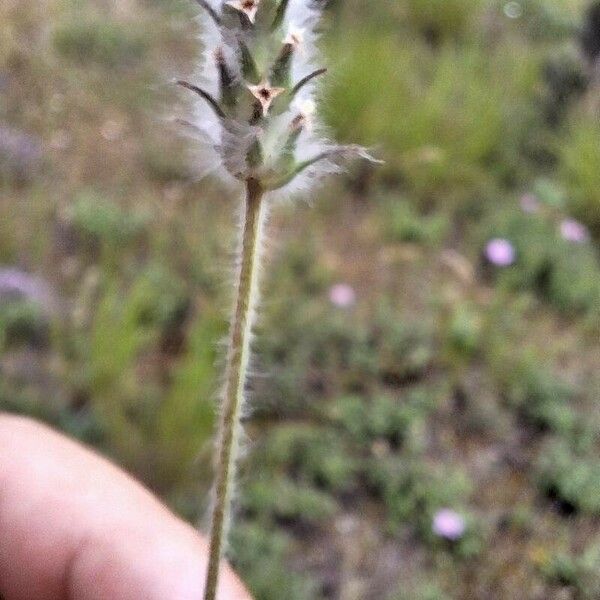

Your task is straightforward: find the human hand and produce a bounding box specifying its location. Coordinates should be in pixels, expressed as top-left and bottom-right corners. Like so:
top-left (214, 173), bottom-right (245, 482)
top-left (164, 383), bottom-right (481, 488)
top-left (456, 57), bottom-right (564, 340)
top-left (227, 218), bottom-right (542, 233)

top-left (0, 414), bottom-right (252, 600)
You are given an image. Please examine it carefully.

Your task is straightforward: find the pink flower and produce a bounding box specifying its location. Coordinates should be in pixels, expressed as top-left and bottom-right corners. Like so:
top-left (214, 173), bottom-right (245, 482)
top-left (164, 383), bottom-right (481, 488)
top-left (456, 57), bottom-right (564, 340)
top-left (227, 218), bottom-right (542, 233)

top-left (485, 239), bottom-right (515, 267)
top-left (328, 283), bottom-right (356, 308)
top-left (520, 193), bottom-right (540, 214)
top-left (560, 219), bottom-right (590, 244)
top-left (432, 509), bottom-right (465, 541)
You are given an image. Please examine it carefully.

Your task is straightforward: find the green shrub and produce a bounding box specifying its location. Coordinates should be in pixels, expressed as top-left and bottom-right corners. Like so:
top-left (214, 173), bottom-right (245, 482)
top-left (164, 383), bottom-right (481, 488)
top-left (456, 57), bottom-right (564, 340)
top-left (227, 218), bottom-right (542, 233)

top-left (54, 17), bottom-right (147, 67)
top-left (537, 439), bottom-right (600, 515)
top-left (329, 391), bottom-right (433, 452)
top-left (379, 197), bottom-right (448, 246)
top-left (375, 311), bottom-right (435, 385)
top-left (325, 33), bottom-right (539, 205)
top-left (243, 476), bottom-right (338, 526)
top-left (257, 424), bottom-right (357, 493)
top-left (367, 457), bottom-right (472, 538)
top-left (560, 116), bottom-right (600, 237)
top-left (541, 543), bottom-right (600, 599)
top-left (68, 191), bottom-right (149, 250)
top-left (502, 358), bottom-right (577, 434)
top-left (230, 523), bottom-right (320, 600)
top-left (127, 264), bottom-right (189, 331)
top-left (400, 0), bottom-right (485, 43)
top-left (0, 300), bottom-right (49, 348)
top-left (480, 203), bottom-right (600, 315)
top-left (155, 310), bottom-right (222, 490)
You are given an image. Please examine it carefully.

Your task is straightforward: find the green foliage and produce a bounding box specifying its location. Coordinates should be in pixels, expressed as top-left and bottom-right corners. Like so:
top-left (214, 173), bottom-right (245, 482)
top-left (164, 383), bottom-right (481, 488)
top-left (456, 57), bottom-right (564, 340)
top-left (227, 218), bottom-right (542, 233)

top-left (502, 0), bottom-right (580, 41)
top-left (480, 203), bottom-right (600, 315)
top-left (127, 264), bottom-right (189, 331)
top-left (53, 17), bottom-right (147, 67)
top-left (68, 191), bottom-right (149, 250)
top-left (368, 457), bottom-right (472, 539)
top-left (325, 32), bottom-right (539, 205)
top-left (156, 310), bottom-right (222, 489)
top-left (440, 303), bottom-right (482, 371)
top-left (502, 358), bottom-right (577, 434)
top-left (537, 439), bottom-right (600, 516)
top-left (379, 197), bottom-right (448, 246)
top-left (257, 424), bottom-right (357, 493)
top-left (400, 0), bottom-right (485, 43)
top-left (541, 543), bottom-right (600, 599)
top-left (0, 301), bottom-right (48, 349)
top-left (560, 116), bottom-right (600, 237)
top-left (84, 280), bottom-right (155, 451)
top-left (330, 391), bottom-right (433, 452)
top-left (243, 475), bottom-right (338, 526)
top-left (376, 313), bottom-right (435, 385)
top-left (230, 523), bottom-right (320, 600)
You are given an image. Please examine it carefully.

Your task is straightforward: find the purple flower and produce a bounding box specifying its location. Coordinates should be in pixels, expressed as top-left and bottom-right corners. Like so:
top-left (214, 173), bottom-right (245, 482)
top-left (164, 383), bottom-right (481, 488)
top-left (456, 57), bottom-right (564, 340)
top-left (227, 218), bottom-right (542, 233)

top-left (432, 509), bottom-right (466, 541)
top-left (328, 283), bottom-right (356, 308)
top-left (520, 193), bottom-right (540, 214)
top-left (0, 268), bottom-right (56, 312)
top-left (560, 219), bottom-right (590, 244)
top-left (485, 239), bottom-right (516, 267)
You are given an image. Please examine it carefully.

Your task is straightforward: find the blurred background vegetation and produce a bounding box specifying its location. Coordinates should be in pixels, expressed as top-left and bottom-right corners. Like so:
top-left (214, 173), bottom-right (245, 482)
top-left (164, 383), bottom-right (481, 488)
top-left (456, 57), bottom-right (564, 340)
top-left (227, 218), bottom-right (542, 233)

top-left (2, 0), bottom-right (600, 598)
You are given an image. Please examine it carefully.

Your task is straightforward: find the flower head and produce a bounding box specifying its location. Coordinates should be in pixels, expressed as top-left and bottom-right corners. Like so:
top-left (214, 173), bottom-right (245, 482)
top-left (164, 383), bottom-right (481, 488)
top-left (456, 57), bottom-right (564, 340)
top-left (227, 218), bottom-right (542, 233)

top-left (485, 238), bottom-right (516, 267)
top-left (560, 218), bottom-right (590, 244)
top-left (432, 509), bottom-right (466, 541)
top-left (0, 268), bottom-right (57, 313)
top-left (179, 0), bottom-right (376, 196)
top-left (247, 81), bottom-right (286, 116)
top-left (329, 283), bottom-right (356, 308)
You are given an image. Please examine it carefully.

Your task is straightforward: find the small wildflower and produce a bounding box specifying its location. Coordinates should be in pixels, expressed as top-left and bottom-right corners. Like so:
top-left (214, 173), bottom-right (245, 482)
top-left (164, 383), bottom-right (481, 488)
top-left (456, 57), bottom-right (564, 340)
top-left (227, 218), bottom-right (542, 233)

top-left (247, 81), bottom-right (286, 116)
top-left (560, 218), bottom-right (590, 244)
top-left (485, 238), bottom-right (516, 267)
top-left (432, 509), bottom-right (466, 541)
top-left (329, 283), bottom-right (356, 308)
top-left (0, 268), bottom-right (56, 313)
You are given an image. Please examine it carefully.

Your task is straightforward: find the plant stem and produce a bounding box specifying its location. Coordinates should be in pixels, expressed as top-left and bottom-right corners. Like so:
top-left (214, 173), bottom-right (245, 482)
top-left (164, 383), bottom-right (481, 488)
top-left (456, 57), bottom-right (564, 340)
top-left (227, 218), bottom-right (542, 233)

top-left (204, 178), bottom-right (266, 600)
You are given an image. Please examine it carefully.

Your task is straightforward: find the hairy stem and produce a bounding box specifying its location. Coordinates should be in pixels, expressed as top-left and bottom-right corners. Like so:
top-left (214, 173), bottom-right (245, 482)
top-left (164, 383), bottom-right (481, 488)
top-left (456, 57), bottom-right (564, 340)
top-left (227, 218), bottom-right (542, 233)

top-left (204, 179), bottom-right (266, 600)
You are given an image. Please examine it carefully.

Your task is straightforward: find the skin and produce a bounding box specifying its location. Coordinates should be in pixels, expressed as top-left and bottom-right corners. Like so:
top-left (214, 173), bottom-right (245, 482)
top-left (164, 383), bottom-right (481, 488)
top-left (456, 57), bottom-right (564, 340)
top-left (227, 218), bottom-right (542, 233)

top-left (0, 414), bottom-right (252, 600)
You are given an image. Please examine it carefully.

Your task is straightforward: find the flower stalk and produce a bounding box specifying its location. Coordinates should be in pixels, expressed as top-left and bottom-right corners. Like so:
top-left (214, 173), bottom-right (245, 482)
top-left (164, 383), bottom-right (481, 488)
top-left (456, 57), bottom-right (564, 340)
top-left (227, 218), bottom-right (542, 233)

top-left (174, 1), bottom-right (377, 597)
top-left (204, 179), bottom-right (265, 600)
